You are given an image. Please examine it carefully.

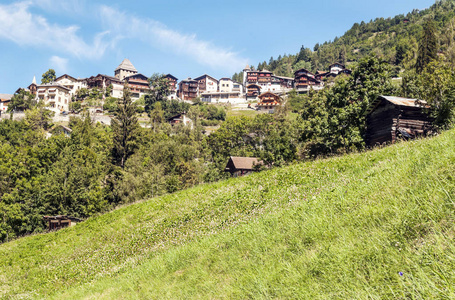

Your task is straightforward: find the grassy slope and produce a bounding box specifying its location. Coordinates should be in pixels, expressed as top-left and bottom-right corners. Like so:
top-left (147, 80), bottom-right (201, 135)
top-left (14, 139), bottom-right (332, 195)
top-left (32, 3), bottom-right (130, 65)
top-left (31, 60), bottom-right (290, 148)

top-left (1, 131), bottom-right (455, 299)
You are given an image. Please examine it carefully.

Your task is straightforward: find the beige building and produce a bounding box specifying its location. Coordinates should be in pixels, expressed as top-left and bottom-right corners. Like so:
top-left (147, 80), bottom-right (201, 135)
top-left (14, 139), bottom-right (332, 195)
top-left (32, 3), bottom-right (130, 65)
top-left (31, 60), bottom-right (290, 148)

top-left (219, 78), bottom-right (244, 94)
top-left (36, 84), bottom-right (72, 113)
top-left (114, 59), bottom-right (138, 81)
top-left (54, 74), bottom-right (87, 96)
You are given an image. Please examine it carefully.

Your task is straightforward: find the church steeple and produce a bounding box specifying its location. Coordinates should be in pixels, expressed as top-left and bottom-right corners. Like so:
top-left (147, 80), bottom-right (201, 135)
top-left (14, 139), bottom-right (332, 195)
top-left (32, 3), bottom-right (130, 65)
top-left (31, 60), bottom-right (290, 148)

top-left (32, 75), bottom-right (36, 85)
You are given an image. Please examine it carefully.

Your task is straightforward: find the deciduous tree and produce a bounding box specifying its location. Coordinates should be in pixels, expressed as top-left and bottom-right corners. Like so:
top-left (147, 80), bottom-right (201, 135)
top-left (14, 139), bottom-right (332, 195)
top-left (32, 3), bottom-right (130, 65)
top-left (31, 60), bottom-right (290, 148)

top-left (41, 69), bottom-right (56, 84)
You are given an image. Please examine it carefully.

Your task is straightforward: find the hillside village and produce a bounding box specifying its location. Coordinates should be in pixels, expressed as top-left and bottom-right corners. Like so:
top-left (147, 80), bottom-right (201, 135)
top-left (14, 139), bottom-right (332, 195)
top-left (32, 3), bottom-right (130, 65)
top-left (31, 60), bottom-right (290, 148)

top-left (0, 59), bottom-right (352, 116)
top-left (1, 0), bottom-right (455, 298)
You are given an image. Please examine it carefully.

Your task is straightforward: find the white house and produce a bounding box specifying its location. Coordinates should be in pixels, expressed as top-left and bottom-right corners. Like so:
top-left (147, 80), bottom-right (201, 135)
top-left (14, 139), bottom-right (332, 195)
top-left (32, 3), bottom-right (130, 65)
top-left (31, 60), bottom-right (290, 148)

top-left (54, 74), bottom-right (87, 96)
top-left (329, 63), bottom-right (346, 74)
top-left (36, 84), bottom-right (72, 113)
top-left (194, 74), bottom-right (219, 95)
top-left (219, 78), bottom-right (244, 95)
top-left (0, 94), bottom-right (13, 114)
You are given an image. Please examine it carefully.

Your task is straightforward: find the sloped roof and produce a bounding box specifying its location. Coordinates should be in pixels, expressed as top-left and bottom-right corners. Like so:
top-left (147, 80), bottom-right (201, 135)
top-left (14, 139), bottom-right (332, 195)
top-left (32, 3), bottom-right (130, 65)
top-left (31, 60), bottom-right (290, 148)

top-left (36, 83), bottom-right (71, 91)
top-left (329, 62), bottom-right (345, 68)
top-left (258, 92), bottom-right (281, 99)
top-left (124, 73), bottom-right (149, 81)
top-left (294, 68), bottom-right (314, 76)
top-left (273, 75), bottom-right (294, 80)
top-left (194, 74), bottom-right (219, 82)
top-left (0, 93), bottom-right (13, 101)
top-left (165, 74), bottom-right (178, 80)
top-left (115, 59), bottom-right (138, 72)
top-left (228, 156), bottom-right (261, 170)
top-left (55, 74), bottom-right (78, 82)
top-left (365, 95), bottom-right (428, 115)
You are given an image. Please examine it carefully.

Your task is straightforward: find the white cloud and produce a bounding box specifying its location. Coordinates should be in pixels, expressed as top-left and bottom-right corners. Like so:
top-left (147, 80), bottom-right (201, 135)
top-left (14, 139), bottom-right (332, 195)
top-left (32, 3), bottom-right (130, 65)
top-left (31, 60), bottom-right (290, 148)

top-left (99, 6), bottom-right (248, 73)
top-left (32, 0), bottom-right (87, 15)
top-left (0, 1), bottom-right (114, 59)
top-left (0, 1), bottom-right (248, 73)
top-left (49, 55), bottom-right (68, 74)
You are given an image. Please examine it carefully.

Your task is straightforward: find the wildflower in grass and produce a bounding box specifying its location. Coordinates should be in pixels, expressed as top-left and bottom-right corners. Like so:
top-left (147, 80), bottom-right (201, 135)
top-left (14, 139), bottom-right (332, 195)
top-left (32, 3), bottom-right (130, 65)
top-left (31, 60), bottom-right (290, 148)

top-left (399, 272), bottom-right (403, 276)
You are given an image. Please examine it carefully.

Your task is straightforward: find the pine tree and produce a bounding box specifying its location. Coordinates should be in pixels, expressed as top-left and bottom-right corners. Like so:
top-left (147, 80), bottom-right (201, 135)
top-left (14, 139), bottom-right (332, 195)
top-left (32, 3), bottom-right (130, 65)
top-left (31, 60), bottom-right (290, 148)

top-left (416, 19), bottom-right (438, 73)
top-left (111, 83), bottom-right (139, 168)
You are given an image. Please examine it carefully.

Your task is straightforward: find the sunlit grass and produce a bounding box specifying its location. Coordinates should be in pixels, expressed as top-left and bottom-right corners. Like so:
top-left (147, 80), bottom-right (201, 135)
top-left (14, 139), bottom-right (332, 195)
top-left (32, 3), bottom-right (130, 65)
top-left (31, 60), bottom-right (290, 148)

top-left (1, 130), bottom-right (455, 299)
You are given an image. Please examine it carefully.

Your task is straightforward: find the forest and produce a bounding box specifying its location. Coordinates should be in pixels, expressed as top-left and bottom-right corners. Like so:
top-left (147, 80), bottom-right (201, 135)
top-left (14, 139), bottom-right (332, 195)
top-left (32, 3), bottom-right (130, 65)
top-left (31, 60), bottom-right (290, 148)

top-left (232, 0), bottom-right (455, 82)
top-left (1, 0), bottom-right (455, 242)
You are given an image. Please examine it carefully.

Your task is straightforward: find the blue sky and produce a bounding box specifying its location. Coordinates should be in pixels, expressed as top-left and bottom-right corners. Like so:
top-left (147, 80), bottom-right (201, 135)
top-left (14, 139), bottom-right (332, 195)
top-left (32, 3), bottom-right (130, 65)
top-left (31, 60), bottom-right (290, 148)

top-left (0, 0), bottom-right (436, 94)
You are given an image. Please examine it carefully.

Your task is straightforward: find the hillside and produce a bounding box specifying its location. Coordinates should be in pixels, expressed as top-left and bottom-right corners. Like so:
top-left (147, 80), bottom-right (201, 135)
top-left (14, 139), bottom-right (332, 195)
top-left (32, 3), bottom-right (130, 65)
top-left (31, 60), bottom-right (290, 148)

top-left (1, 130), bottom-right (455, 299)
top-left (232, 0), bottom-right (455, 80)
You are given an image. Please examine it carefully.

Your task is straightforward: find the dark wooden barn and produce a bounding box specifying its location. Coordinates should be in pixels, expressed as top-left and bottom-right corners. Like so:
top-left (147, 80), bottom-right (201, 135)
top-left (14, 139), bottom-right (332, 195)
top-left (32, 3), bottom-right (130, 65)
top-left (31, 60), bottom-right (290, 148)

top-left (225, 156), bottom-right (262, 177)
top-left (43, 215), bottom-right (82, 231)
top-left (365, 96), bottom-right (433, 146)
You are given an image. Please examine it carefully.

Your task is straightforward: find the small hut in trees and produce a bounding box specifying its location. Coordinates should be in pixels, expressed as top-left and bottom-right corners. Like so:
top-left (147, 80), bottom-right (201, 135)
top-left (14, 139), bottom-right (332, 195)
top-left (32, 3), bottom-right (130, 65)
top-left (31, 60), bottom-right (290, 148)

top-left (365, 95), bottom-right (433, 146)
top-left (225, 156), bottom-right (262, 177)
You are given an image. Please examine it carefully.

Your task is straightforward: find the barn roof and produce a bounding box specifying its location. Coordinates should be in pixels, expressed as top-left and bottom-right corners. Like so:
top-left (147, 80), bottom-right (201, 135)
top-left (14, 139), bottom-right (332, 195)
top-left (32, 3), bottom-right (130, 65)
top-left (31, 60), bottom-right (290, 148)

top-left (365, 95), bottom-right (428, 115)
top-left (227, 156), bottom-right (261, 171)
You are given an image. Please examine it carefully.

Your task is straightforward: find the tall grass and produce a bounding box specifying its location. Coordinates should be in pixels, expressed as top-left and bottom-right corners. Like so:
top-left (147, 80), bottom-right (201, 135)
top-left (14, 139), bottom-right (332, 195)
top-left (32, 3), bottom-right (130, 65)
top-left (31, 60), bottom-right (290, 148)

top-left (1, 130), bottom-right (455, 299)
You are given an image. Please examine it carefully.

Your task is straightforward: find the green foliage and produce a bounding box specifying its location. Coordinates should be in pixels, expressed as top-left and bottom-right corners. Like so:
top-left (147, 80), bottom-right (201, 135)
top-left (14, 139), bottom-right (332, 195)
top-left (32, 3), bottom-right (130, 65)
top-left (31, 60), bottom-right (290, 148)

top-left (24, 106), bottom-right (54, 131)
top-left (102, 97), bottom-right (118, 113)
top-left (7, 89), bottom-right (36, 114)
top-left (400, 57), bottom-right (455, 128)
top-left (69, 101), bottom-right (82, 112)
top-left (207, 113), bottom-right (298, 173)
top-left (75, 88), bottom-right (89, 101)
top-left (231, 72), bottom-right (243, 83)
top-left (105, 84), bottom-right (113, 97)
top-left (41, 69), bottom-right (56, 84)
top-left (145, 73), bottom-right (171, 115)
top-left (299, 55), bottom-right (396, 157)
top-left (416, 19), bottom-right (438, 73)
top-left (111, 84), bottom-right (139, 168)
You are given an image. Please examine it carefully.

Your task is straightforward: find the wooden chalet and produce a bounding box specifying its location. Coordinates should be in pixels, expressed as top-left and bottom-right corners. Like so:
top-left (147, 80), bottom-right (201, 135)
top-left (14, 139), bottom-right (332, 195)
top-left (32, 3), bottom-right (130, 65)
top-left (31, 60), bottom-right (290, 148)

top-left (125, 73), bottom-right (150, 98)
top-left (43, 215), bottom-right (82, 231)
top-left (315, 72), bottom-right (329, 81)
top-left (257, 69), bottom-right (273, 84)
top-left (225, 156), bottom-right (262, 177)
top-left (178, 78), bottom-right (198, 100)
top-left (257, 92), bottom-right (282, 113)
top-left (246, 71), bottom-right (259, 84)
top-left (194, 74), bottom-right (218, 94)
top-left (86, 74), bottom-right (123, 90)
top-left (294, 68), bottom-right (322, 92)
top-left (329, 63), bottom-right (346, 74)
top-left (167, 113), bottom-right (193, 128)
top-left (365, 95), bottom-right (433, 146)
top-left (165, 74), bottom-right (178, 92)
top-left (272, 75), bottom-right (294, 89)
top-left (246, 84), bottom-right (261, 100)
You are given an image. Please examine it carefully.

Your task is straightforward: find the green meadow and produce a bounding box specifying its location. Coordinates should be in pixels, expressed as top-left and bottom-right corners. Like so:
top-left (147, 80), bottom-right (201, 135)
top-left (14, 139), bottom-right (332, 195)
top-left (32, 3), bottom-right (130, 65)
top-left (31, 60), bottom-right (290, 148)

top-left (1, 130), bottom-right (455, 299)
